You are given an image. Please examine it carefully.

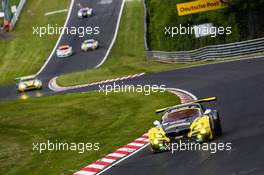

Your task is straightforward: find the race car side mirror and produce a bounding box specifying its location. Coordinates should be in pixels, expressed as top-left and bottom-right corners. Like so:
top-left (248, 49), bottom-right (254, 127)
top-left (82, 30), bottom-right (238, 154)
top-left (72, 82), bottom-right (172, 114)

top-left (153, 120), bottom-right (161, 126)
top-left (204, 109), bottom-right (212, 115)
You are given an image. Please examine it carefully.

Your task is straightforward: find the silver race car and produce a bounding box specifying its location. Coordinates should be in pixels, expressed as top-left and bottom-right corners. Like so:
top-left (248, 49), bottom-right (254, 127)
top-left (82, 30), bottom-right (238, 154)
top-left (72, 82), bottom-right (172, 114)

top-left (81, 39), bottom-right (98, 51)
top-left (56, 45), bottom-right (73, 58)
top-left (78, 7), bottom-right (93, 18)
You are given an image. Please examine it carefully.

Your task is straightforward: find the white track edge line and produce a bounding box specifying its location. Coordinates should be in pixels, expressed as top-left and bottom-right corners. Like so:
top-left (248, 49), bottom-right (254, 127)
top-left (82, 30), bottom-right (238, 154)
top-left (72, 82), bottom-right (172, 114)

top-left (96, 143), bottom-right (149, 175)
top-left (36, 0), bottom-right (75, 76)
top-left (45, 9), bottom-right (68, 16)
top-left (95, 0), bottom-right (125, 68)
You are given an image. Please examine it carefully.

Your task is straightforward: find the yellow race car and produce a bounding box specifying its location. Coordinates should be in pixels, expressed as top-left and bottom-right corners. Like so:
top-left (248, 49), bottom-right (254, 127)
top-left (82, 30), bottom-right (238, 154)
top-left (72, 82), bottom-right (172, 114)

top-left (148, 97), bottom-right (222, 153)
top-left (16, 76), bottom-right (42, 92)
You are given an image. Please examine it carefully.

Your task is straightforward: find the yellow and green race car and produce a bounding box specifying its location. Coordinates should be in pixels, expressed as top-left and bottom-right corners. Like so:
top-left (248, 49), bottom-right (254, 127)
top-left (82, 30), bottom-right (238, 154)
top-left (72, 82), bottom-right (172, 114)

top-left (148, 97), bottom-right (222, 153)
top-left (16, 76), bottom-right (42, 92)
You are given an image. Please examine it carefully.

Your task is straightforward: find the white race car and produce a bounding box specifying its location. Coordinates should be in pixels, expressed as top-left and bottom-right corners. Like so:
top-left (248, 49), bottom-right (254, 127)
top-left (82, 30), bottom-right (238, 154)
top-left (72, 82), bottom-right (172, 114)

top-left (78, 7), bottom-right (93, 18)
top-left (81, 39), bottom-right (98, 51)
top-left (56, 45), bottom-right (73, 58)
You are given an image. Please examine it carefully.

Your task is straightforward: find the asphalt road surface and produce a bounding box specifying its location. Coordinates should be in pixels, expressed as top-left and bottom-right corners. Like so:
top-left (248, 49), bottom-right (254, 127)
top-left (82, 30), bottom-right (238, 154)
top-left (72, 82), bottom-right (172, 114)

top-left (91, 58), bottom-right (264, 175)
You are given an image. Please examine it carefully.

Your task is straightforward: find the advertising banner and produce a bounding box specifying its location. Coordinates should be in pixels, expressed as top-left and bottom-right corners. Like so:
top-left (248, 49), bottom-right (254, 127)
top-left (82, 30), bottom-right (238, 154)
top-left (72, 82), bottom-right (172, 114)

top-left (176, 0), bottom-right (227, 16)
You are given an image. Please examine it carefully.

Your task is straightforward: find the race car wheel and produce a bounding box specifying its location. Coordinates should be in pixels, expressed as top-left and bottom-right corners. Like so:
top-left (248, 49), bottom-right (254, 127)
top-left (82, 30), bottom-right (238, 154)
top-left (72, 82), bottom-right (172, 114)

top-left (17, 89), bottom-right (24, 93)
top-left (150, 146), bottom-right (159, 154)
top-left (211, 111), bottom-right (222, 136)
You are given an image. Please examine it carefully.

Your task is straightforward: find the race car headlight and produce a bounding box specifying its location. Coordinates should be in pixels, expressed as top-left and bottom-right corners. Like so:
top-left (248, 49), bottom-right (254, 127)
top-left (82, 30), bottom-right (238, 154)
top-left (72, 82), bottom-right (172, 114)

top-left (19, 83), bottom-right (26, 89)
top-left (56, 50), bottom-right (61, 55)
top-left (153, 139), bottom-right (159, 145)
top-left (193, 123), bottom-right (203, 131)
top-left (200, 129), bottom-right (207, 134)
top-left (34, 81), bottom-right (41, 86)
top-left (154, 133), bottom-right (163, 138)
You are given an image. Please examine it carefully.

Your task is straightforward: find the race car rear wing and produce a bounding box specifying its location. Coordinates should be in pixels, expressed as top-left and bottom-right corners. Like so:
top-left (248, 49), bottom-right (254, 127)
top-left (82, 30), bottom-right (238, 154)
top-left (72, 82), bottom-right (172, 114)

top-left (155, 97), bottom-right (217, 114)
top-left (15, 75), bottom-right (37, 81)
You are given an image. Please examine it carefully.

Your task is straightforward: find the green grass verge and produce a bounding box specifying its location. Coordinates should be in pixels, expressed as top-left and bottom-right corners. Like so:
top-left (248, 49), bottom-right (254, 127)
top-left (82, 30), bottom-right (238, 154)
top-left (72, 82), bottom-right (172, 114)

top-left (0, 91), bottom-right (180, 175)
top-left (0, 0), bottom-right (68, 85)
top-left (57, 0), bottom-right (218, 87)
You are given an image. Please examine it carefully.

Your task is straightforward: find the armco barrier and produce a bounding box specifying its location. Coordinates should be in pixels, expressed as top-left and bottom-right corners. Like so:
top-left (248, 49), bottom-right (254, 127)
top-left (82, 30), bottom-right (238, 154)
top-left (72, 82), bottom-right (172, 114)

top-left (143, 0), bottom-right (264, 62)
top-left (146, 38), bottom-right (264, 62)
top-left (10, 0), bottom-right (26, 29)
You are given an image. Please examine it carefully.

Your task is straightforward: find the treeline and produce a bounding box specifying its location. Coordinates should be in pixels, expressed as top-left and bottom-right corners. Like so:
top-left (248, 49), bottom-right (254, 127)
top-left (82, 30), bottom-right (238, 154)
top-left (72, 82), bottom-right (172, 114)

top-left (146, 0), bottom-right (264, 51)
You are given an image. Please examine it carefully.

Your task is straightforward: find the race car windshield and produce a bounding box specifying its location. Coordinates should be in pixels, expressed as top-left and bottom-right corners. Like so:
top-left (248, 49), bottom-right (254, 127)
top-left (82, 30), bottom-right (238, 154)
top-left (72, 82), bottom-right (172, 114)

top-left (162, 108), bottom-right (201, 123)
top-left (20, 78), bottom-right (35, 82)
top-left (59, 47), bottom-right (69, 50)
top-left (85, 40), bottom-right (94, 44)
top-left (81, 8), bottom-right (89, 11)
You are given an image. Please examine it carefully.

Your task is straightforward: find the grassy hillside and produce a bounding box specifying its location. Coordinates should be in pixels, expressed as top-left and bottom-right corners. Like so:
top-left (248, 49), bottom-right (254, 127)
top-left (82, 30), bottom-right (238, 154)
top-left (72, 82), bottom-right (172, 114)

top-left (57, 0), bottom-right (217, 87)
top-left (0, 91), bottom-right (180, 175)
top-left (146, 0), bottom-right (264, 51)
top-left (0, 0), bottom-right (68, 84)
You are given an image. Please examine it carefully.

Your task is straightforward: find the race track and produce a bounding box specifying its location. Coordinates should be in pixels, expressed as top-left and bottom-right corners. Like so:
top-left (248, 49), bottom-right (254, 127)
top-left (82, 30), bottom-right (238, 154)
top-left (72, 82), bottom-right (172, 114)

top-left (0, 0), bottom-right (123, 100)
top-left (82, 58), bottom-right (264, 175)
top-left (39, 0), bottom-right (123, 77)
top-left (0, 0), bottom-right (264, 174)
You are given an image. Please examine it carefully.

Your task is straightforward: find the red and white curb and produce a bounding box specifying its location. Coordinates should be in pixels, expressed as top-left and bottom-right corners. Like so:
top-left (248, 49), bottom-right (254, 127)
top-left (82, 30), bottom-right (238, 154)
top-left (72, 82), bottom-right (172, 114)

top-left (49, 73), bottom-right (145, 92)
top-left (73, 134), bottom-right (149, 175)
top-left (72, 88), bottom-right (197, 175)
top-left (167, 88), bottom-right (197, 102)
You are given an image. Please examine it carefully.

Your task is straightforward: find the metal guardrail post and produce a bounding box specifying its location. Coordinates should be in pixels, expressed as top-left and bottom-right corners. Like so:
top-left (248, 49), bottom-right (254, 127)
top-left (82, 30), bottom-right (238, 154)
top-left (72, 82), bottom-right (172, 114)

top-left (10, 0), bottom-right (26, 29)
